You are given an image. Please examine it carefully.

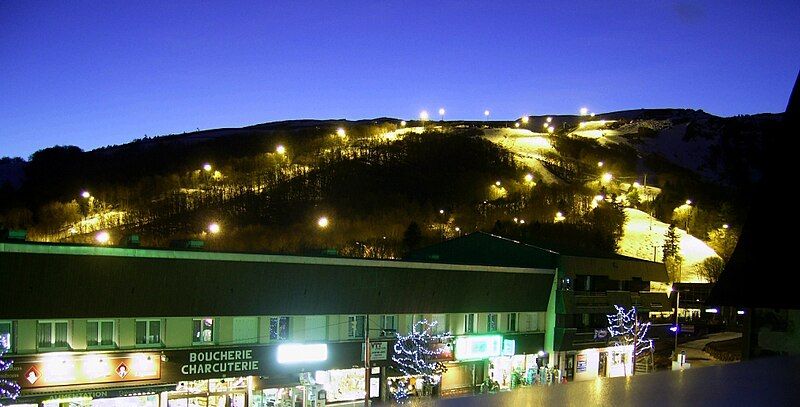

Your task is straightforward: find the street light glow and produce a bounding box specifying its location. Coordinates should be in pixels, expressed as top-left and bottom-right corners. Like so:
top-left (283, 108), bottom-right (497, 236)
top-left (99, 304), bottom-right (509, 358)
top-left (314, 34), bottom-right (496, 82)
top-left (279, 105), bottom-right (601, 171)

top-left (602, 173), bottom-right (613, 183)
top-left (336, 128), bottom-right (346, 137)
top-left (420, 110), bottom-right (429, 121)
top-left (546, 117), bottom-right (552, 123)
top-left (208, 222), bottom-right (220, 234)
top-left (95, 231), bottom-right (110, 244)
top-left (438, 108), bottom-right (445, 118)
top-left (81, 191), bottom-right (91, 199)
top-left (400, 120), bottom-right (407, 127)
top-left (632, 182), bottom-right (641, 188)
top-left (521, 116), bottom-right (529, 124)
top-left (524, 173), bottom-right (533, 182)
top-left (514, 122), bottom-right (520, 128)
top-left (317, 216), bottom-right (329, 228)
top-left (203, 163), bottom-right (212, 172)
top-left (685, 199), bottom-right (692, 205)
top-left (580, 107), bottom-right (589, 116)
top-left (597, 161), bottom-right (604, 167)
top-left (439, 209), bottom-right (444, 214)
top-left (547, 126), bottom-right (555, 133)
top-left (722, 224), bottom-right (729, 229)
top-left (276, 145), bottom-right (286, 155)
top-left (495, 180), bottom-right (501, 186)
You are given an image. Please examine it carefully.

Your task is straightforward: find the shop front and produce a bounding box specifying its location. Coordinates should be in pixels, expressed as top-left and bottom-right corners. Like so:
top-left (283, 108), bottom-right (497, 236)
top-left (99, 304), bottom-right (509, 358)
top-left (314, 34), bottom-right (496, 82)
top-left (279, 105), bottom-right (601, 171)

top-left (562, 345), bottom-right (634, 382)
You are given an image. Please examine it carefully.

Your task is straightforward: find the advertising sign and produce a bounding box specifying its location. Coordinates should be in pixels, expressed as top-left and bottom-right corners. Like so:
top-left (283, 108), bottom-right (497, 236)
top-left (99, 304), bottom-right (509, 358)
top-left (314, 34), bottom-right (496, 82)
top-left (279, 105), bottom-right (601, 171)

top-left (454, 335), bottom-right (503, 361)
top-left (576, 354), bottom-right (587, 373)
top-left (361, 342), bottom-right (388, 361)
top-left (7, 352), bottom-right (161, 389)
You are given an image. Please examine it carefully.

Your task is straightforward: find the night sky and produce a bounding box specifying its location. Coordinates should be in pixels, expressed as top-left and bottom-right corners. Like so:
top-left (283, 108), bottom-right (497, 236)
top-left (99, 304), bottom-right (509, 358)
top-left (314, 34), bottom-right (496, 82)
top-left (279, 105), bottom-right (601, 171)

top-left (1, 1), bottom-right (798, 158)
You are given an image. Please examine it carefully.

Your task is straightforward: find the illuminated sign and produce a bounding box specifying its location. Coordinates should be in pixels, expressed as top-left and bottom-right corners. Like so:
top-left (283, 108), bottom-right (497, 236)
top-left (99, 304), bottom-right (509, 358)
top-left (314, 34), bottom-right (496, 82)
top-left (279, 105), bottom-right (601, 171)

top-left (454, 335), bottom-right (503, 360)
top-left (13, 353), bottom-right (161, 389)
top-left (277, 344), bottom-right (328, 364)
top-left (180, 349), bottom-right (259, 375)
top-left (501, 339), bottom-right (516, 356)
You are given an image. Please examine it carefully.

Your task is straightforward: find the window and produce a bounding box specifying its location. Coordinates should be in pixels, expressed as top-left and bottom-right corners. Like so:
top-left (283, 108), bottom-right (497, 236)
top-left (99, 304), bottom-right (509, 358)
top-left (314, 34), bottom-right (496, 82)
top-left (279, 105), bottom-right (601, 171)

top-left (37, 320), bottom-right (69, 350)
top-left (380, 315), bottom-right (397, 336)
top-left (269, 317), bottom-right (290, 341)
top-left (464, 313), bottom-right (476, 334)
top-left (193, 318), bottom-right (214, 344)
top-left (0, 321), bottom-right (12, 352)
top-left (87, 320), bottom-right (116, 347)
top-left (135, 319), bottom-right (162, 346)
top-left (506, 313), bottom-right (517, 332)
top-left (487, 313), bottom-right (498, 332)
top-left (348, 315), bottom-right (365, 339)
top-left (431, 314), bottom-right (447, 334)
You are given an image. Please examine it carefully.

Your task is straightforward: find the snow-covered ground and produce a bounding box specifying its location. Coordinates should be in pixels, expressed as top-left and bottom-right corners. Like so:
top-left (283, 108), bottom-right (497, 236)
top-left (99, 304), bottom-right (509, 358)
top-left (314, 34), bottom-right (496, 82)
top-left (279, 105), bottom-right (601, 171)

top-left (379, 126), bottom-right (424, 141)
top-left (619, 208), bottom-right (719, 283)
top-left (481, 128), bottom-right (562, 184)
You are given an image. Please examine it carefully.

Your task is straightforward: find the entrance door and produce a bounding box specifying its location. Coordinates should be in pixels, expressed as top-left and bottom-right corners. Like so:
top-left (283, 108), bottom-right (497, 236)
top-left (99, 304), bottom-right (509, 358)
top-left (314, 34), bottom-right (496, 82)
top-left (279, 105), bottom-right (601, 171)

top-left (598, 352), bottom-right (607, 377)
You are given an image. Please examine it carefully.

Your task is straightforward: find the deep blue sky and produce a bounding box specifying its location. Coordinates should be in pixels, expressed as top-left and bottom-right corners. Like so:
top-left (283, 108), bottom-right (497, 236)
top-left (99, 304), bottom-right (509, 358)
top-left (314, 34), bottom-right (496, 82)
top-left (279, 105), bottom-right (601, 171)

top-left (1, 1), bottom-right (798, 158)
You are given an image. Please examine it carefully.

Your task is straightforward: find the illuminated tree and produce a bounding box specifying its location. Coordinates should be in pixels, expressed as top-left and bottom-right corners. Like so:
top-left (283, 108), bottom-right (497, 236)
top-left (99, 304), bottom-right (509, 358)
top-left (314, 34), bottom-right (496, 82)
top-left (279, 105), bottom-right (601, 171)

top-left (606, 305), bottom-right (653, 376)
top-left (391, 320), bottom-right (451, 402)
top-left (0, 336), bottom-right (21, 405)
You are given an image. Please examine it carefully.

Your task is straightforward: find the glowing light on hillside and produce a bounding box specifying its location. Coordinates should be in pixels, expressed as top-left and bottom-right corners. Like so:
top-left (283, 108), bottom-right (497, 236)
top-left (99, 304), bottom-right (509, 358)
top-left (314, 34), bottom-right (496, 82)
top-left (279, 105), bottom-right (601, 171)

top-left (317, 217), bottom-right (329, 228)
top-left (521, 116), bottom-right (529, 124)
top-left (208, 222), bottom-right (220, 234)
top-left (420, 110), bottom-right (429, 121)
top-left (495, 181), bottom-right (501, 186)
top-left (722, 224), bottom-right (729, 229)
top-left (95, 231), bottom-right (110, 244)
top-left (547, 126), bottom-right (555, 133)
top-left (580, 107), bottom-right (589, 116)
top-left (400, 120), bottom-right (407, 127)
top-left (546, 117), bottom-right (552, 123)
top-left (602, 173), bottom-right (613, 183)
top-left (276, 145), bottom-right (286, 155)
top-left (598, 161), bottom-right (604, 167)
top-left (594, 195), bottom-right (605, 202)
top-left (438, 108), bottom-right (445, 120)
top-left (632, 182), bottom-right (641, 188)
top-left (514, 122), bottom-right (520, 128)
top-left (590, 112), bottom-right (596, 117)
top-left (439, 209), bottom-right (444, 214)
top-left (519, 219), bottom-right (525, 224)
top-left (554, 212), bottom-right (565, 222)
top-left (685, 199), bottom-right (692, 205)
top-left (336, 128), bottom-right (346, 137)
top-left (81, 191), bottom-right (91, 199)
top-left (203, 163), bottom-right (212, 172)
top-left (524, 174), bottom-right (534, 182)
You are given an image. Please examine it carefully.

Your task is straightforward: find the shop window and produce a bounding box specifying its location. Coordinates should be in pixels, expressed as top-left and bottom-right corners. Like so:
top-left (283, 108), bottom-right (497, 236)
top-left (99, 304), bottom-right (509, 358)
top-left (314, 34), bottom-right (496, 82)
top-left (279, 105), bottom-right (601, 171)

top-left (37, 320), bottom-right (69, 350)
top-left (348, 315), bottom-right (365, 339)
top-left (0, 321), bottom-right (12, 352)
top-left (135, 319), bottom-right (162, 346)
top-left (431, 314), bottom-right (447, 334)
top-left (464, 313), bottom-right (476, 334)
top-left (487, 313), bottom-right (498, 332)
top-left (269, 317), bottom-right (290, 341)
top-left (380, 315), bottom-right (397, 336)
top-left (193, 318), bottom-right (215, 344)
top-left (506, 313), bottom-right (517, 332)
top-left (87, 320), bottom-right (116, 347)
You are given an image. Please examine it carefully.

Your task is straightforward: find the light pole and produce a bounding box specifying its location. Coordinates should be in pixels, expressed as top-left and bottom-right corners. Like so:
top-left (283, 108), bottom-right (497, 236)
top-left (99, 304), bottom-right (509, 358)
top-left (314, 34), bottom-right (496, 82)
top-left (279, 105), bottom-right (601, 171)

top-left (439, 108), bottom-right (445, 121)
top-left (673, 288), bottom-right (681, 357)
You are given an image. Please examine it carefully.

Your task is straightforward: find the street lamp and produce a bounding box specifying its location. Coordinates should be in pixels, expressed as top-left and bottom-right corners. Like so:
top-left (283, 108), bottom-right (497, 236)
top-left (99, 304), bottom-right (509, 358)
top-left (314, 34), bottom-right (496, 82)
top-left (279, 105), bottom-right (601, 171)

top-left (400, 120), bottom-right (407, 127)
top-left (521, 116), bottom-right (529, 124)
top-left (671, 287), bottom-right (681, 357)
top-left (524, 173), bottom-right (534, 182)
top-left (514, 122), bottom-right (520, 128)
top-left (336, 128), bottom-right (346, 137)
top-left (317, 216), bottom-right (329, 228)
top-left (547, 126), bottom-right (555, 134)
top-left (495, 180), bottom-right (501, 186)
top-left (580, 107), bottom-right (588, 116)
top-left (484, 110), bottom-right (490, 121)
top-left (81, 191), bottom-right (91, 199)
top-left (95, 231), bottom-right (110, 244)
top-left (276, 145), bottom-right (286, 155)
top-left (546, 117), bottom-right (552, 123)
top-left (438, 108), bottom-right (445, 121)
top-left (597, 161), bottom-right (604, 167)
top-left (602, 172), bottom-right (613, 183)
top-left (419, 110), bottom-right (429, 123)
top-left (203, 163), bottom-right (212, 172)
top-left (208, 222), bottom-right (220, 234)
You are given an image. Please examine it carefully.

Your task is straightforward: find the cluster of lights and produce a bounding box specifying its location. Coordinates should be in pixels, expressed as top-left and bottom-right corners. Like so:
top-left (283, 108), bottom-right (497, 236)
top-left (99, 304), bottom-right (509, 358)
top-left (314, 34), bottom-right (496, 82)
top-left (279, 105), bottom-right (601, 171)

top-left (392, 319), bottom-right (451, 400)
top-left (513, 217), bottom-right (526, 224)
top-left (0, 336), bottom-right (21, 401)
top-left (606, 305), bottom-right (653, 357)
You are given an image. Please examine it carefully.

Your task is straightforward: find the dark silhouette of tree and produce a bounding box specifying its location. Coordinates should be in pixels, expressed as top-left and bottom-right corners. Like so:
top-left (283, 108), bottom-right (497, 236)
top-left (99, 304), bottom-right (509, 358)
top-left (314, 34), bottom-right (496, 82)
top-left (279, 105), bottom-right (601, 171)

top-left (403, 222), bottom-right (422, 251)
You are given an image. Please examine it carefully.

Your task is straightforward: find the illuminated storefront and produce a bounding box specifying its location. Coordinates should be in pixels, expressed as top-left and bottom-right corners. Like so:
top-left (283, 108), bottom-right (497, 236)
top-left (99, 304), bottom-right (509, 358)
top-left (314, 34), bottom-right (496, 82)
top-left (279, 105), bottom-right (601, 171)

top-left (563, 345), bottom-right (634, 382)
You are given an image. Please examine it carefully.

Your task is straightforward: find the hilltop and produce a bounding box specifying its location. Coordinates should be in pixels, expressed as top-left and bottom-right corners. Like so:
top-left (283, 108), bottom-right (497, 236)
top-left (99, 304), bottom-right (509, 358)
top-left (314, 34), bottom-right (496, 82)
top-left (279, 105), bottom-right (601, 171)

top-left (0, 109), bottom-right (778, 282)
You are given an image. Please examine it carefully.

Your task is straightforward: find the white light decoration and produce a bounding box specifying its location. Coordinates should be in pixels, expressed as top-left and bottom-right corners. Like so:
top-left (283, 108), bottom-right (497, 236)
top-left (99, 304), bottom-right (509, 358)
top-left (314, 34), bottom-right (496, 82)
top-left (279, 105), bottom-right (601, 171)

top-left (277, 344), bottom-right (328, 364)
top-left (606, 305), bottom-right (653, 375)
top-left (392, 319), bottom-right (451, 402)
top-left (0, 335), bottom-right (20, 401)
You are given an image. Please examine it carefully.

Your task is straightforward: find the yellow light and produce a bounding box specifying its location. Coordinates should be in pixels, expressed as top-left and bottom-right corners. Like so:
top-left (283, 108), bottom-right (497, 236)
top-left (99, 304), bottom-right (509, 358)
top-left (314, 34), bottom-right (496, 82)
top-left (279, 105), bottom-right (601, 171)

top-left (547, 126), bottom-right (554, 133)
top-left (203, 163), bottom-right (212, 172)
top-left (81, 191), bottom-right (91, 199)
top-left (594, 195), bottom-right (604, 202)
top-left (554, 212), bottom-right (565, 222)
top-left (208, 222), bottom-right (220, 234)
top-left (400, 120), bottom-right (406, 127)
top-left (336, 128), bottom-right (346, 137)
top-left (685, 199), bottom-right (692, 205)
top-left (722, 224), bottom-right (729, 229)
top-left (419, 110), bottom-right (429, 121)
top-left (514, 122), bottom-right (520, 128)
top-left (632, 182), bottom-right (641, 188)
top-left (602, 173), bottom-right (613, 183)
top-left (317, 216), bottom-right (329, 228)
top-left (598, 161), bottom-right (604, 167)
top-left (519, 219), bottom-right (525, 224)
top-left (542, 122), bottom-right (549, 128)
top-left (546, 117), bottom-right (552, 123)
top-left (95, 231), bottom-right (110, 244)
top-left (524, 173), bottom-right (533, 182)
top-left (521, 116), bottom-right (529, 124)
top-left (495, 181), bottom-right (501, 186)
top-left (580, 107), bottom-right (588, 116)
top-left (276, 145), bottom-right (286, 155)
top-left (513, 217), bottom-right (518, 223)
